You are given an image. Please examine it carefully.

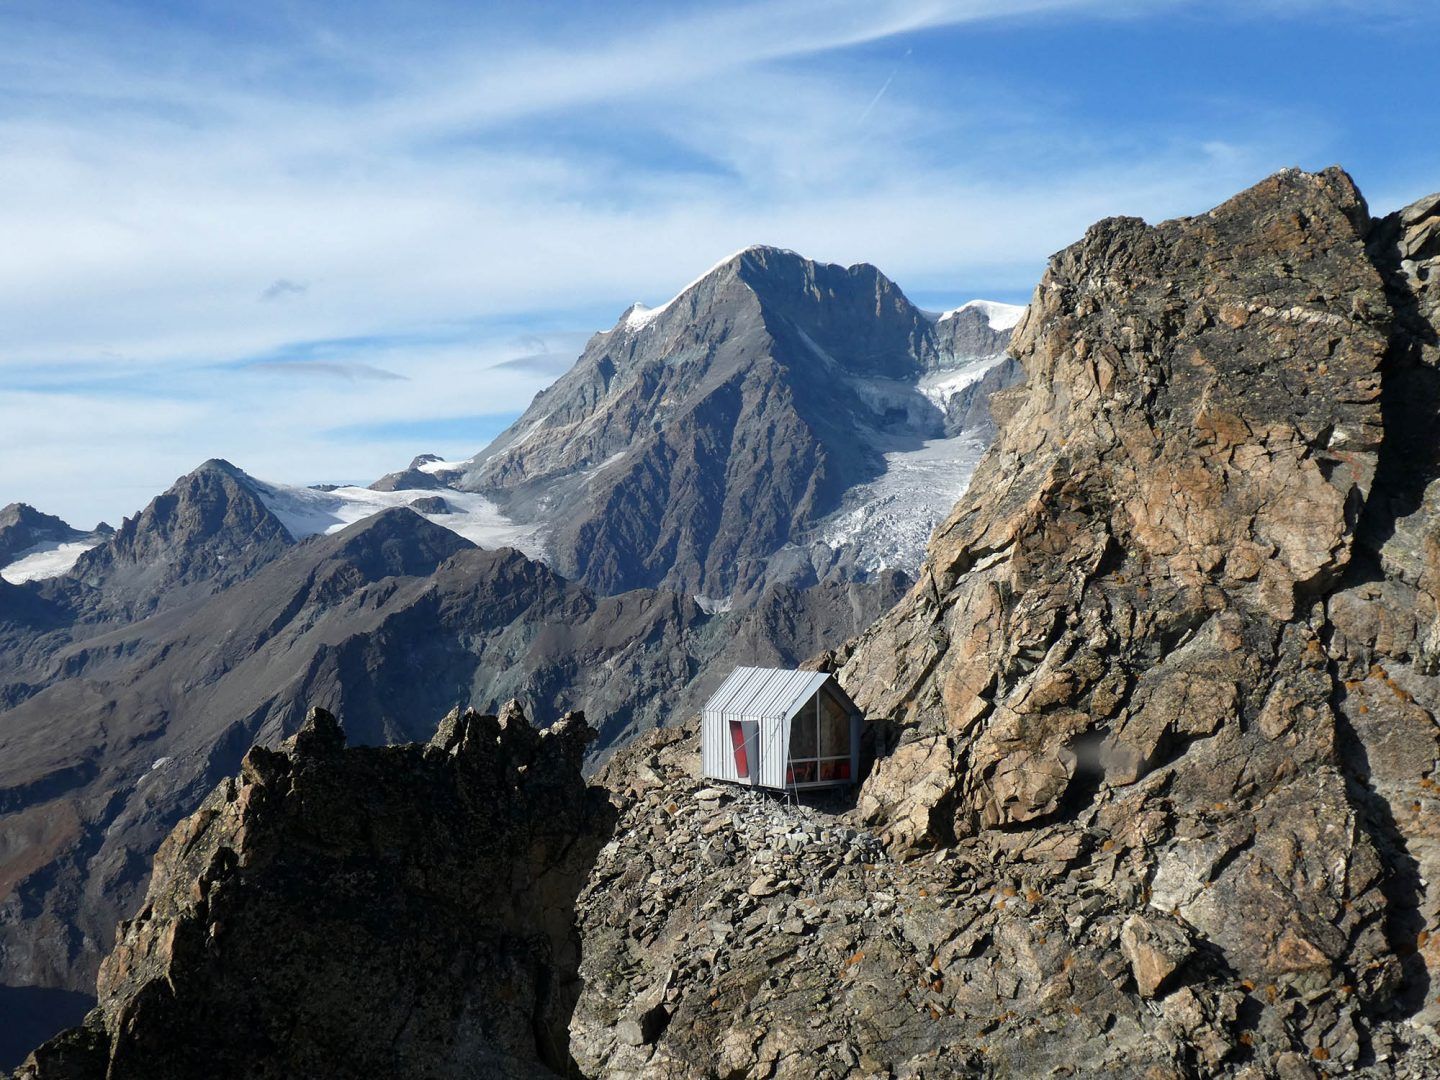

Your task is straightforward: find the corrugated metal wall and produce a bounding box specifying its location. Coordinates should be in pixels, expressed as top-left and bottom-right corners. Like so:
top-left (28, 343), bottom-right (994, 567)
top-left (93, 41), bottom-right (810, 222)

top-left (761, 712), bottom-right (788, 790)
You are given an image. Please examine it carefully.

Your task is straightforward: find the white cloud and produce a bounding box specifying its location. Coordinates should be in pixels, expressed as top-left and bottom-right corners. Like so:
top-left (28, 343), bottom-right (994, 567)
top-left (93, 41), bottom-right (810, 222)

top-left (0, 0), bottom-right (1421, 525)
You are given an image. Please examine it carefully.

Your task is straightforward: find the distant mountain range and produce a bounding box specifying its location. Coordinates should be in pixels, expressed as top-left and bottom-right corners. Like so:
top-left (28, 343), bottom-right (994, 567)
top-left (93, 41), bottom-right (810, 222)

top-left (0, 244), bottom-right (1022, 1057)
top-left (3, 251), bottom-right (1020, 599)
top-left (432, 246), bottom-right (1021, 600)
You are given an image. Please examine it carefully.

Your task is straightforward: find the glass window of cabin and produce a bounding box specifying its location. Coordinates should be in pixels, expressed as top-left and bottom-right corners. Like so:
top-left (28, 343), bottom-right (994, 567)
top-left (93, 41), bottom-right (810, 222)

top-left (787, 760), bottom-right (817, 784)
top-left (819, 691), bottom-right (849, 759)
top-left (789, 702), bottom-right (817, 759)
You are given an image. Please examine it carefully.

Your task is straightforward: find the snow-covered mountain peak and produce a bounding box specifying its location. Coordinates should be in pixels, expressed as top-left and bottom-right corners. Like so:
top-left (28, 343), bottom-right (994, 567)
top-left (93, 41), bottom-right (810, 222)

top-left (938, 299), bottom-right (1027, 331)
top-left (615, 245), bottom-right (811, 334)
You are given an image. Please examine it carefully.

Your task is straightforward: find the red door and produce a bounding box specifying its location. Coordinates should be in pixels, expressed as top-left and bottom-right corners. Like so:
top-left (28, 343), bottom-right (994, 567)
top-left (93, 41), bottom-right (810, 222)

top-left (729, 720), bottom-right (759, 782)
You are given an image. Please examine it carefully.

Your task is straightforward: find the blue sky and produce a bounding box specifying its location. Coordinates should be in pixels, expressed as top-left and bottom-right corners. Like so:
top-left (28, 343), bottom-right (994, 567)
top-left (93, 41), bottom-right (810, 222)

top-left (0, 0), bottom-right (1436, 526)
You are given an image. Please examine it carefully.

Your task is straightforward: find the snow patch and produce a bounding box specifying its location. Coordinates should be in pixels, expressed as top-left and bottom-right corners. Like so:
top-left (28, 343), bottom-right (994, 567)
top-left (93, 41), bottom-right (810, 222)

top-left (916, 354), bottom-right (1008, 409)
top-left (579, 451), bottom-right (628, 482)
top-left (816, 433), bottom-right (989, 574)
top-left (150, 757), bottom-right (172, 771)
top-left (694, 595), bottom-right (733, 615)
top-left (253, 481), bottom-right (547, 561)
top-left (503, 416), bottom-right (554, 455)
top-left (937, 299), bottom-right (1027, 331)
top-left (1, 539), bottom-right (100, 583)
top-left (623, 302), bottom-right (662, 330)
top-left (794, 326), bottom-right (838, 368)
top-left (416, 456), bottom-right (470, 476)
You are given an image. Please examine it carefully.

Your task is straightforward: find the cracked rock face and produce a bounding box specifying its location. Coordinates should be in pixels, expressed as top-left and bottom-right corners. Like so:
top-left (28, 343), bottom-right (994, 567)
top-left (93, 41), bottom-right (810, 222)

top-left (837, 168), bottom-right (1440, 1062)
top-left (12, 703), bottom-right (614, 1080)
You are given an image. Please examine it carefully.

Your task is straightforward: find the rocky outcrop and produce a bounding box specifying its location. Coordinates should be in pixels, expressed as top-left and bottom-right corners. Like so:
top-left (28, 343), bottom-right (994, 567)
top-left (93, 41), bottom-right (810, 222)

top-left (370, 454), bottom-right (448, 492)
top-left (12, 703), bottom-right (613, 1079)
top-left (837, 168), bottom-right (1440, 1062)
top-left (931, 302), bottom-right (1014, 365)
top-left (0, 506), bottom-right (108, 569)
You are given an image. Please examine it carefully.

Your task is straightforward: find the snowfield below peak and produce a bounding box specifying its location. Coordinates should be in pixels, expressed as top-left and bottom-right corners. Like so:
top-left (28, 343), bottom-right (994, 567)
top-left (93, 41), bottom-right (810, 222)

top-left (1, 539), bottom-right (102, 583)
top-left (917, 354), bottom-right (1010, 409)
top-left (937, 299), bottom-right (1027, 331)
top-left (816, 431), bottom-right (990, 573)
top-left (253, 481), bottom-right (547, 560)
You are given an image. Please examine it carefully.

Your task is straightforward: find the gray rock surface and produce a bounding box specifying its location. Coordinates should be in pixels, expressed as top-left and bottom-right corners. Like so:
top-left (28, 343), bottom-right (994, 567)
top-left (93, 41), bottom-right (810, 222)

top-left (56, 459), bottom-right (294, 624)
top-left (932, 302), bottom-right (1014, 364)
top-left (12, 703), bottom-right (612, 1079)
top-left (574, 723), bottom-right (1440, 1077)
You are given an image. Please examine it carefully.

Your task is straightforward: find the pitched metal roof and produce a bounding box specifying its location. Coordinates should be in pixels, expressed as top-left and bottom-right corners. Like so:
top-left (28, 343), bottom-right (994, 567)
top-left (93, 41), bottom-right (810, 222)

top-left (702, 666), bottom-right (835, 724)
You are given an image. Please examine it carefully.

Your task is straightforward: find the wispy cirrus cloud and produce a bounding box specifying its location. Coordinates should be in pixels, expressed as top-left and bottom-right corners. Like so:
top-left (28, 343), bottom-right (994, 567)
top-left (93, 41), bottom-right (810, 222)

top-left (0, 0), bottom-right (1433, 525)
top-left (242, 360), bottom-right (404, 381)
top-left (259, 279), bottom-right (309, 303)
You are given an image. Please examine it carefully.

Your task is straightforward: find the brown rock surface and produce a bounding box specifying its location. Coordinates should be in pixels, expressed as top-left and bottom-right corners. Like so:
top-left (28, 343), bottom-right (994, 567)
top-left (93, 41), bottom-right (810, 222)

top-left (836, 168), bottom-right (1440, 1061)
top-left (570, 170), bottom-right (1440, 1078)
top-left (11, 703), bottom-right (613, 1079)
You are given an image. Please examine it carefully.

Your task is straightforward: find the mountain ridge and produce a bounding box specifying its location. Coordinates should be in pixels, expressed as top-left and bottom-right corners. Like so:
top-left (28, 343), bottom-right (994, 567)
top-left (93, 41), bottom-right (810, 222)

top-left (0, 502), bottom-right (904, 1015)
top-left (447, 244), bottom-right (1021, 599)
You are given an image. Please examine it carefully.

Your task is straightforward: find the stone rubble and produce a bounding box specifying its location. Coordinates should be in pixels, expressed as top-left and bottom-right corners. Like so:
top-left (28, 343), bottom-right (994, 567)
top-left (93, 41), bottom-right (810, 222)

top-left (574, 723), bottom-right (1440, 1078)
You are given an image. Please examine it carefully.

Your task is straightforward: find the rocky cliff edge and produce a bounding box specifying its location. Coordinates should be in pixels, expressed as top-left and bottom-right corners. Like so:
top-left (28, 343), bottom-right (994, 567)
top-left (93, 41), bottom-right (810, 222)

top-left (838, 169), bottom-right (1440, 1065)
top-left (12, 703), bottom-right (614, 1080)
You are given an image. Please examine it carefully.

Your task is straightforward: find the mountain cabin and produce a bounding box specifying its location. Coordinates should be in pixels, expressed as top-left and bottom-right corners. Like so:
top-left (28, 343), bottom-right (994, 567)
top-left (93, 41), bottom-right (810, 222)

top-left (700, 666), bottom-right (862, 791)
